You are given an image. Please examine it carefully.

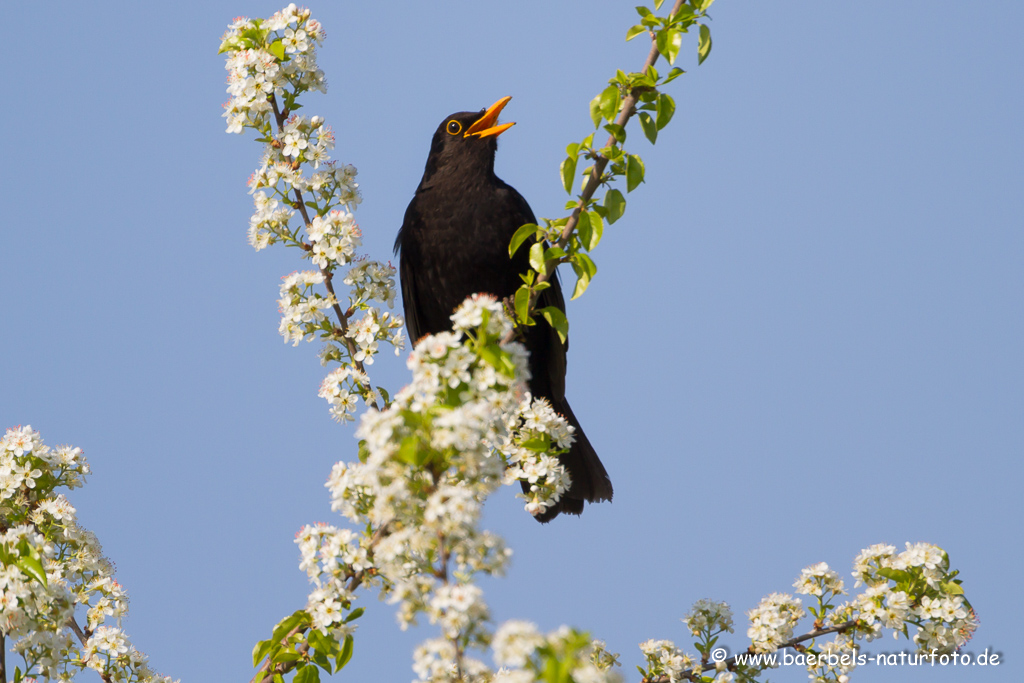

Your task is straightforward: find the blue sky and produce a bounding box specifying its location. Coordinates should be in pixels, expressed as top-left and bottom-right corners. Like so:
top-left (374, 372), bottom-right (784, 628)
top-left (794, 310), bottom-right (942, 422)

top-left (2, 2), bottom-right (1021, 682)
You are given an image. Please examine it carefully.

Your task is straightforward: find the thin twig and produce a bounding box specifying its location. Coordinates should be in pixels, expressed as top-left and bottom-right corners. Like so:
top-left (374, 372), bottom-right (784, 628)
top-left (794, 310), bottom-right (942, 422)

top-left (530, 0), bottom-right (687, 304)
top-left (270, 97), bottom-right (381, 411)
top-left (66, 616), bottom-right (114, 683)
top-left (646, 620), bottom-right (860, 683)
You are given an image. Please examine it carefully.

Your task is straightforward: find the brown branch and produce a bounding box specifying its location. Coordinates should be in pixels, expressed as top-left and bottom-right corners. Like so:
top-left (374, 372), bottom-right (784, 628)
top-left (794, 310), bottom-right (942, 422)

top-left (646, 620), bottom-right (860, 683)
top-left (529, 0), bottom-right (687, 306)
top-left (269, 96), bottom-right (381, 411)
top-left (66, 616), bottom-right (114, 683)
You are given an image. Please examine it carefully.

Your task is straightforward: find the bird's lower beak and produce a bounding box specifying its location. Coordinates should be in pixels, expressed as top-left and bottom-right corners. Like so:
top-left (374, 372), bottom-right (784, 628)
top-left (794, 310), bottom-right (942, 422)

top-left (465, 96), bottom-right (515, 139)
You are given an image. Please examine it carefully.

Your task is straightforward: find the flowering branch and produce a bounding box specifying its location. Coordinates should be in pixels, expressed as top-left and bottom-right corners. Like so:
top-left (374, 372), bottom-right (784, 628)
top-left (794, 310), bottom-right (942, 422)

top-left (216, 7), bottom-right (977, 683)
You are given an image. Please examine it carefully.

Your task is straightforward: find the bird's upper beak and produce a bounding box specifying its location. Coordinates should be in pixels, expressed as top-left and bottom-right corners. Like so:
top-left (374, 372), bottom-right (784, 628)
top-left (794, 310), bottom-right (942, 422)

top-left (465, 96), bottom-right (515, 139)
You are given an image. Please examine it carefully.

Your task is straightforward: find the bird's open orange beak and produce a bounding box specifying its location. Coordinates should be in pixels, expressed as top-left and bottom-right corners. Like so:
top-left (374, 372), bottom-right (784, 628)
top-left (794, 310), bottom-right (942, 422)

top-left (465, 96), bottom-right (515, 139)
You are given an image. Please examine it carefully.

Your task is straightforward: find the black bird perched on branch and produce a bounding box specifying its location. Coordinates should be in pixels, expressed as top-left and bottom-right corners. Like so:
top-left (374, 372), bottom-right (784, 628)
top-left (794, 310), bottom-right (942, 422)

top-left (394, 96), bottom-right (613, 522)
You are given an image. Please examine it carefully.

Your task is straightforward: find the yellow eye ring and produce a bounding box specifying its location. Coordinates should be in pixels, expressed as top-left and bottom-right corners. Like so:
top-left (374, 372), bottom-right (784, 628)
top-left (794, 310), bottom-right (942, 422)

top-left (446, 120), bottom-right (462, 136)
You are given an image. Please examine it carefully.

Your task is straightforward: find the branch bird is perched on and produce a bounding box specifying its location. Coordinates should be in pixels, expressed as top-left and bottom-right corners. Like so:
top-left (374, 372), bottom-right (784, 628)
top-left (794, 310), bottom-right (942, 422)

top-left (394, 96), bottom-right (613, 522)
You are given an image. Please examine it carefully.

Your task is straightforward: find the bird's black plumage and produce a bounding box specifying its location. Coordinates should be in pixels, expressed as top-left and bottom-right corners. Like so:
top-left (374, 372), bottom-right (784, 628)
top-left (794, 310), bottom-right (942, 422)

top-left (394, 98), bottom-right (612, 522)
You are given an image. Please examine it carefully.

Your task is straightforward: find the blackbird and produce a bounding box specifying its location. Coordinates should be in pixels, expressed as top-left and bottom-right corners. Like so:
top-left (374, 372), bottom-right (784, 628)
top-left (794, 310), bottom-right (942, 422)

top-left (394, 96), bottom-right (613, 522)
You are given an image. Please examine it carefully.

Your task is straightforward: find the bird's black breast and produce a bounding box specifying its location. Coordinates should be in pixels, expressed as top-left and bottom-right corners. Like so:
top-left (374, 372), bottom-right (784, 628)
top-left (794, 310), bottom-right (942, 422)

top-left (396, 173), bottom-right (534, 341)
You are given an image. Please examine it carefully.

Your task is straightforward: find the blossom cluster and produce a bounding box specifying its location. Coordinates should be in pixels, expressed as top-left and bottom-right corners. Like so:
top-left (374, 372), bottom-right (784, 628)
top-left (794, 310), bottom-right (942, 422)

top-left (222, 6), bottom-right (403, 423)
top-left (221, 4), bottom-right (326, 135)
top-left (492, 623), bottom-right (622, 683)
top-left (845, 542), bottom-right (976, 652)
top-left (0, 426), bottom-right (174, 682)
top-left (683, 599), bottom-right (735, 638)
top-left (638, 639), bottom-right (696, 682)
top-left (746, 592), bottom-right (806, 653)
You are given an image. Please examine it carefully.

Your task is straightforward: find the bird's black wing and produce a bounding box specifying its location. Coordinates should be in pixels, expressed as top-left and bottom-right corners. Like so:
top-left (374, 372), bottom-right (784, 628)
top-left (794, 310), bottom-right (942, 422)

top-left (395, 202), bottom-right (423, 342)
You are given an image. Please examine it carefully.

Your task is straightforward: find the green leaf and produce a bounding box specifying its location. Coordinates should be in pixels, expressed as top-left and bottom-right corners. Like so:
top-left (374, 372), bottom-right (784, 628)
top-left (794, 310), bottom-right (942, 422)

top-left (337, 635), bottom-right (355, 670)
top-left (529, 242), bottom-right (546, 274)
top-left (662, 67), bottom-right (685, 84)
top-left (311, 649), bottom-right (333, 673)
top-left (539, 306), bottom-right (569, 343)
top-left (509, 223), bottom-right (538, 257)
top-left (587, 211), bottom-right (604, 250)
top-left (271, 612), bottom-right (306, 643)
top-left (695, 0), bottom-right (715, 10)
top-left (571, 253), bottom-right (598, 300)
top-left (269, 40), bottom-right (286, 62)
top-left (521, 437), bottom-right (552, 451)
top-left (942, 582), bottom-right (965, 595)
top-left (656, 28), bottom-right (682, 65)
top-left (544, 246), bottom-right (567, 261)
top-left (294, 665), bottom-right (320, 683)
top-left (16, 555), bottom-right (47, 586)
top-left (577, 212), bottom-right (593, 252)
top-left (635, 6), bottom-right (653, 18)
top-left (603, 123), bottom-right (626, 144)
top-left (344, 607), bottom-right (365, 623)
top-left (625, 24), bottom-right (646, 41)
top-left (253, 639), bottom-right (274, 668)
top-left (653, 0), bottom-right (665, 8)
top-left (396, 436), bottom-right (426, 466)
top-left (589, 95), bottom-right (602, 129)
top-left (514, 285), bottom-right (533, 325)
top-left (599, 85), bottom-right (620, 122)
top-left (626, 154), bottom-right (645, 192)
top-left (638, 112), bottom-right (658, 144)
top-left (656, 93), bottom-right (676, 130)
top-left (698, 24), bottom-right (712, 64)
top-left (559, 155), bottom-right (577, 194)
top-left (604, 189), bottom-right (626, 224)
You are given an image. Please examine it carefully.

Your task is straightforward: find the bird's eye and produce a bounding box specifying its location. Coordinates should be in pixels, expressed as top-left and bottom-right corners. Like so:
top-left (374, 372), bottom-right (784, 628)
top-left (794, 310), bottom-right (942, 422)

top-left (446, 120), bottom-right (462, 136)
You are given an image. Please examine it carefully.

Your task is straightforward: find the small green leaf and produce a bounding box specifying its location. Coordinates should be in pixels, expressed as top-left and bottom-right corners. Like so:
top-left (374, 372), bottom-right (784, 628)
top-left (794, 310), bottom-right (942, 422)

top-left (604, 123), bottom-right (626, 144)
top-left (544, 246), bottom-right (567, 261)
top-left (599, 84), bottom-right (620, 122)
top-left (942, 582), bottom-right (965, 595)
top-left (509, 223), bottom-right (540, 258)
top-left (626, 154), bottom-right (645, 192)
top-left (653, 0), bottom-right (666, 9)
top-left (662, 67), bottom-right (685, 84)
top-left (577, 212), bottom-right (593, 252)
top-left (589, 95), bottom-right (602, 128)
top-left (656, 93), bottom-right (676, 130)
top-left (16, 555), bottom-right (47, 586)
top-left (514, 285), bottom-right (533, 325)
top-left (311, 649), bottom-right (333, 673)
top-left (344, 607), bottom-right (365, 622)
top-left (604, 189), bottom-right (626, 224)
top-left (271, 612), bottom-right (305, 643)
top-left (538, 306), bottom-right (569, 343)
top-left (529, 242), bottom-right (546, 274)
top-left (587, 211), bottom-right (604, 250)
top-left (571, 253), bottom-right (598, 300)
top-left (253, 639), bottom-right (274, 668)
top-left (625, 24), bottom-right (646, 41)
top-left (560, 155), bottom-right (577, 194)
top-left (696, 0), bottom-right (715, 10)
top-left (294, 664), bottom-right (321, 683)
top-left (635, 6), bottom-right (653, 18)
top-left (698, 24), bottom-right (712, 64)
top-left (337, 635), bottom-right (355, 670)
top-left (398, 436), bottom-right (429, 466)
top-left (638, 112), bottom-right (658, 144)
top-left (269, 40), bottom-right (286, 62)
top-left (656, 28), bottom-right (683, 65)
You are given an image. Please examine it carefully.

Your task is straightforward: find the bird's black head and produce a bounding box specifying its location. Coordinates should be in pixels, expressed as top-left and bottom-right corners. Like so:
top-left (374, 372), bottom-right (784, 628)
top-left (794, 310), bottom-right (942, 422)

top-left (419, 96), bottom-right (516, 187)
